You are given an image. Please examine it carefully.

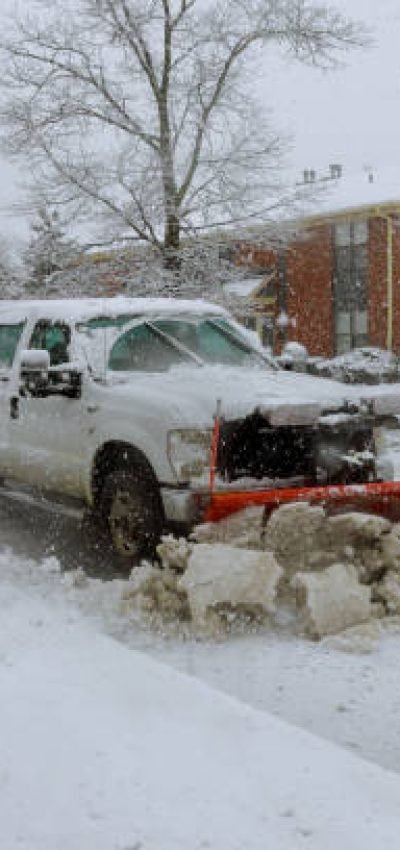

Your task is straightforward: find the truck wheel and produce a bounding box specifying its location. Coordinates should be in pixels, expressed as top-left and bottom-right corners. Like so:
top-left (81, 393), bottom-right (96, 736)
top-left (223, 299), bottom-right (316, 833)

top-left (100, 468), bottom-right (163, 563)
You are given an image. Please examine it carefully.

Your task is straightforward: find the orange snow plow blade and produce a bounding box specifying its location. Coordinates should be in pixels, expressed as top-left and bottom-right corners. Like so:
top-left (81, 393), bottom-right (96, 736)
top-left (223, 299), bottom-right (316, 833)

top-left (204, 480), bottom-right (400, 524)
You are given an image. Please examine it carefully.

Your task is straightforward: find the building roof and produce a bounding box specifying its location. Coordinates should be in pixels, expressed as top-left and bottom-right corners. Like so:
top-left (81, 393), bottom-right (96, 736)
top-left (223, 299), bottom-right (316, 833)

top-left (304, 167), bottom-right (400, 222)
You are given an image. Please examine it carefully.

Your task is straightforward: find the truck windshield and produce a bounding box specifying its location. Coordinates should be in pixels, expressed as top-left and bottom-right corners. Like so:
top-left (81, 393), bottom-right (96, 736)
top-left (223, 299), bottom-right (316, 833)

top-left (150, 318), bottom-right (272, 368)
top-left (77, 313), bottom-right (273, 373)
top-left (108, 322), bottom-right (193, 372)
top-left (77, 316), bottom-right (192, 373)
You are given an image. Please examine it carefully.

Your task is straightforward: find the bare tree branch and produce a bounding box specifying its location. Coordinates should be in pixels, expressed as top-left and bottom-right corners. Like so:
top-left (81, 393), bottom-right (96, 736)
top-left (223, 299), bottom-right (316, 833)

top-left (0, 0), bottom-right (367, 263)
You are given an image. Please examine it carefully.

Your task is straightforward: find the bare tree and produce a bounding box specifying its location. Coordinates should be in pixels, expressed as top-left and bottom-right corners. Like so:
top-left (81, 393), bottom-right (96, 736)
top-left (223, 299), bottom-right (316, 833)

top-left (0, 0), bottom-right (365, 266)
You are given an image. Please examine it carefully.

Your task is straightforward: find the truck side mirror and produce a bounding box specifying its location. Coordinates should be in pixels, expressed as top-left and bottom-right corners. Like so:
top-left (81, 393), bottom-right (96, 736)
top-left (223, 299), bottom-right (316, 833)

top-left (20, 349), bottom-right (50, 396)
top-left (19, 349), bottom-right (82, 399)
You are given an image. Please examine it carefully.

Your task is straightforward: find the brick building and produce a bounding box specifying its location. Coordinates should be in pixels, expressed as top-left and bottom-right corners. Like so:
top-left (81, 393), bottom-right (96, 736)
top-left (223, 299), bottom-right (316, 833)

top-left (32, 168), bottom-right (400, 360)
top-left (233, 169), bottom-right (400, 357)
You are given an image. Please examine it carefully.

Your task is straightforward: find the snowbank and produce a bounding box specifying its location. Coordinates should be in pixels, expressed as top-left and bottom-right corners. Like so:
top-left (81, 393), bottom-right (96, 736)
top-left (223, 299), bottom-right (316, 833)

top-left (118, 503), bottom-right (400, 641)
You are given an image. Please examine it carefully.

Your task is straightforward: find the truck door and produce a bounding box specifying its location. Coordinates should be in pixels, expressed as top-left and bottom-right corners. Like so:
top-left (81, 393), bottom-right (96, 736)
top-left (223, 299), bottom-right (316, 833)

top-left (9, 319), bottom-right (86, 498)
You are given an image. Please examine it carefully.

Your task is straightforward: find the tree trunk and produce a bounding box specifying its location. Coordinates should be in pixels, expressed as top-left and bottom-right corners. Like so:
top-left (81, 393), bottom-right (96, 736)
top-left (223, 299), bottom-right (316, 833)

top-left (163, 210), bottom-right (181, 270)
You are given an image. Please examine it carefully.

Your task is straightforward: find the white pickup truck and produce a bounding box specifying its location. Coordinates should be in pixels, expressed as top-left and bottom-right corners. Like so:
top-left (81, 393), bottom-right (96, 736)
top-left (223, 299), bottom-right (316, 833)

top-left (0, 297), bottom-right (396, 564)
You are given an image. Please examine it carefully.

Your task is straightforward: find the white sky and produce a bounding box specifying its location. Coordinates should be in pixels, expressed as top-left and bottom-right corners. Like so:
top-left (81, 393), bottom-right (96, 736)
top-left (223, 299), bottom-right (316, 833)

top-left (265, 0), bottom-right (400, 180)
top-left (0, 0), bottom-right (399, 245)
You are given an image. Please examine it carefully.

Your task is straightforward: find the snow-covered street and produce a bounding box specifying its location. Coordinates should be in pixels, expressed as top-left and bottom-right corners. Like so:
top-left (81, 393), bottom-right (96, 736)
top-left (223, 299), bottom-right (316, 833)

top-left (3, 551), bottom-right (400, 850)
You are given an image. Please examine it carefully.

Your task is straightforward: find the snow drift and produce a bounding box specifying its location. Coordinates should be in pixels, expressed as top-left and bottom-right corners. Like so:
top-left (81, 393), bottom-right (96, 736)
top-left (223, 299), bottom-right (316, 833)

top-left (121, 503), bottom-right (400, 642)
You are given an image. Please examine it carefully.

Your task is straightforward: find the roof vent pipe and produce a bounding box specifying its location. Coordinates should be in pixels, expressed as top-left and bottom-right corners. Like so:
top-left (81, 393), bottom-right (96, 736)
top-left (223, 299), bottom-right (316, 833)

top-left (329, 163), bottom-right (342, 180)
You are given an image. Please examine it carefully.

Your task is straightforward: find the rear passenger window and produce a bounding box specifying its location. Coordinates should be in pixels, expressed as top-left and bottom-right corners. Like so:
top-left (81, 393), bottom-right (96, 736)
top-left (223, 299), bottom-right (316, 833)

top-left (0, 322), bottom-right (25, 367)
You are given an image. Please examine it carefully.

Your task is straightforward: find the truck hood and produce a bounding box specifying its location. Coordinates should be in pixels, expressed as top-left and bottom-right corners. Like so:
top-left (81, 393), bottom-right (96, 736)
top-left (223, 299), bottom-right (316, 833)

top-left (105, 365), bottom-right (400, 427)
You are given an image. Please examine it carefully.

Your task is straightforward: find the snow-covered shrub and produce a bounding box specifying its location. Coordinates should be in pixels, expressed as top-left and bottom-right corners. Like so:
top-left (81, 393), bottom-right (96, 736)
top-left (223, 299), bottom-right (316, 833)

top-left (276, 344), bottom-right (400, 384)
top-left (278, 341), bottom-right (309, 371)
top-left (307, 347), bottom-right (400, 384)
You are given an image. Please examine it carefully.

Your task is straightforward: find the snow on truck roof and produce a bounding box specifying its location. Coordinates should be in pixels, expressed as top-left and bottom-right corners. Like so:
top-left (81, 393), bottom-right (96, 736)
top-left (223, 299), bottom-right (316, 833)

top-left (0, 296), bottom-right (227, 324)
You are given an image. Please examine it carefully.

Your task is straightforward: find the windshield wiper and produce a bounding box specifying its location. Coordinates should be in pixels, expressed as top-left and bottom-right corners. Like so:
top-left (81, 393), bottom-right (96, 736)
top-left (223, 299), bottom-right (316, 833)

top-left (145, 321), bottom-right (204, 367)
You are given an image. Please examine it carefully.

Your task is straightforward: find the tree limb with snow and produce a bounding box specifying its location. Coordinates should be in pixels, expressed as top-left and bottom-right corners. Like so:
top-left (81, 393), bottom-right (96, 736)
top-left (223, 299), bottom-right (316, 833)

top-left (0, 0), bottom-right (367, 267)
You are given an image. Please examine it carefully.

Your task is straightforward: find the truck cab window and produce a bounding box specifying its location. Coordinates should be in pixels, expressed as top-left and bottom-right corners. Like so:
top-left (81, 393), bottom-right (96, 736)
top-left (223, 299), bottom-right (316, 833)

top-left (0, 322), bottom-right (26, 367)
top-left (29, 321), bottom-right (71, 366)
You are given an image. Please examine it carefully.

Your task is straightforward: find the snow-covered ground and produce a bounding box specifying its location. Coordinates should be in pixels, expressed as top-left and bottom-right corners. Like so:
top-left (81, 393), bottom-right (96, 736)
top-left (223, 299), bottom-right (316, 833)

top-left (3, 553), bottom-right (400, 850)
top-left (2, 428), bottom-right (400, 848)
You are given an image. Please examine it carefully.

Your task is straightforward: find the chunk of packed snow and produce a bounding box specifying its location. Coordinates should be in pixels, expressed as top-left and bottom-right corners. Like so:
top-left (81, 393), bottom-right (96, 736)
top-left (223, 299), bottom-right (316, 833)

top-left (322, 620), bottom-right (384, 654)
top-left (180, 543), bottom-right (282, 632)
top-left (325, 513), bottom-right (392, 582)
top-left (375, 571), bottom-right (400, 615)
top-left (157, 534), bottom-right (192, 572)
top-left (326, 511), bottom-right (391, 545)
top-left (192, 505), bottom-right (265, 549)
top-left (264, 503), bottom-right (327, 575)
top-left (121, 564), bottom-right (190, 624)
top-left (293, 563), bottom-right (372, 639)
top-left (375, 527), bottom-right (400, 573)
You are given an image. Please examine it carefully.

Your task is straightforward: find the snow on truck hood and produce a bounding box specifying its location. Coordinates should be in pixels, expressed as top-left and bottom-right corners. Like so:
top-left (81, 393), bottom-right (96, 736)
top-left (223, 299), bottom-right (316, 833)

top-left (106, 364), bottom-right (400, 427)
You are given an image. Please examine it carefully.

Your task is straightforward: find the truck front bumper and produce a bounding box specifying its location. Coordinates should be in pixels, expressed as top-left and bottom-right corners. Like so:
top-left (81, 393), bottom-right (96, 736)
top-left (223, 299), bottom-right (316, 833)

top-left (162, 474), bottom-right (400, 529)
top-left (160, 487), bottom-right (207, 527)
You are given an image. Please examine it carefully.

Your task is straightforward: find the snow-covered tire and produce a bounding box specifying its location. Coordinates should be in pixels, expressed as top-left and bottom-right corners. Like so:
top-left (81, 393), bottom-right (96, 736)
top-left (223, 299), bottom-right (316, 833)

top-left (100, 467), bottom-right (163, 565)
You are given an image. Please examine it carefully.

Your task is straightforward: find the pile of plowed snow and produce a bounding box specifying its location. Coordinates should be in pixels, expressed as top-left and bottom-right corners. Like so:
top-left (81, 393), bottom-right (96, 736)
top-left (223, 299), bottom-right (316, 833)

top-left (120, 504), bottom-right (400, 642)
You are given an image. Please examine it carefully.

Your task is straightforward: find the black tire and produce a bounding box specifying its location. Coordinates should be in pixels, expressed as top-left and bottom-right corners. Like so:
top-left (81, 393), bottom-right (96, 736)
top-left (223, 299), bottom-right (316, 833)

top-left (99, 467), bottom-right (163, 565)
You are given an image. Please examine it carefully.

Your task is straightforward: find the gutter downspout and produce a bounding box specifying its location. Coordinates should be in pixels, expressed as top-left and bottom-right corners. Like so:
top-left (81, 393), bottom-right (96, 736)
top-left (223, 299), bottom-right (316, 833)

top-left (387, 215), bottom-right (393, 351)
top-left (374, 207), bottom-right (395, 351)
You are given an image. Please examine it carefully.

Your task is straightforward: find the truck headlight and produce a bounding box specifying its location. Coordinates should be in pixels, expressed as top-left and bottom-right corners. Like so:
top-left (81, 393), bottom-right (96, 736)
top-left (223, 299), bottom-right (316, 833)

top-left (168, 429), bottom-right (213, 482)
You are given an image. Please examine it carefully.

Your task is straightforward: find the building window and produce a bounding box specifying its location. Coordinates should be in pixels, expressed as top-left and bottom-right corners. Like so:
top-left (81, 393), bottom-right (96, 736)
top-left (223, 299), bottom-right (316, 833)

top-left (333, 220), bottom-right (368, 353)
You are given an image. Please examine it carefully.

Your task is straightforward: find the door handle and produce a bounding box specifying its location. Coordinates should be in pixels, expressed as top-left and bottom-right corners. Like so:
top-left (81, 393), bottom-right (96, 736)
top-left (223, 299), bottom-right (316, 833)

top-left (10, 397), bottom-right (19, 420)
